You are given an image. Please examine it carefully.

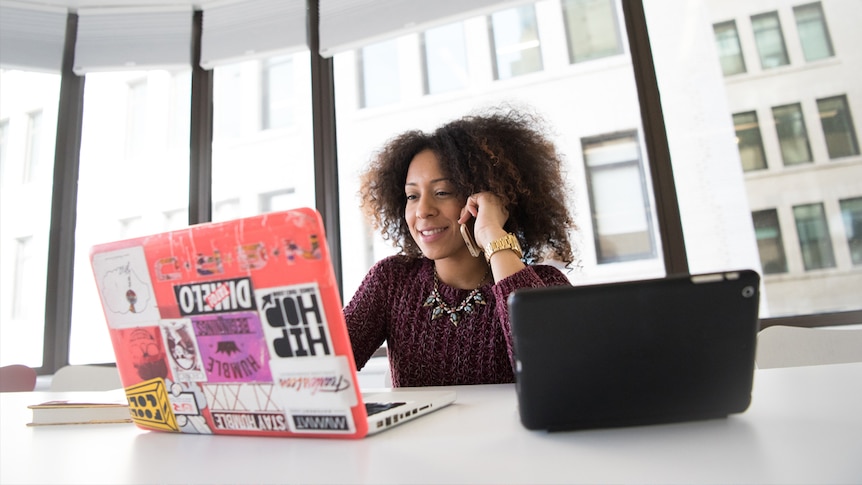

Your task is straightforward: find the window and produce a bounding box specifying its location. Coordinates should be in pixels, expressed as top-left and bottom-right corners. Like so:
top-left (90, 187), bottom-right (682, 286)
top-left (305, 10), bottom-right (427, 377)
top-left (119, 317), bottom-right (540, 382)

top-left (126, 80), bottom-right (148, 158)
top-left (840, 197), bottom-right (862, 266)
top-left (262, 55), bottom-right (294, 130)
top-left (562, 0), bottom-right (622, 64)
top-left (260, 188), bottom-right (297, 213)
top-left (421, 22), bottom-right (469, 95)
top-left (359, 39), bottom-right (400, 108)
top-left (0, 69), bottom-right (59, 368)
top-left (793, 2), bottom-right (834, 62)
top-left (23, 110), bottom-right (43, 183)
top-left (71, 70), bottom-right (192, 365)
top-left (0, 119), bottom-right (9, 184)
top-left (772, 103), bottom-right (812, 166)
top-left (212, 52), bottom-right (316, 235)
top-left (793, 202), bottom-right (836, 271)
top-left (713, 20), bottom-right (746, 76)
top-left (163, 208), bottom-right (188, 230)
top-left (752, 209), bottom-right (788, 274)
top-left (582, 132), bottom-right (656, 264)
top-left (733, 111), bottom-right (767, 171)
top-left (213, 64), bottom-right (243, 139)
top-left (490, 4), bottom-right (543, 80)
top-left (213, 198), bottom-right (241, 222)
top-left (751, 11), bottom-right (789, 69)
top-left (11, 237), bottom-right (35, 319)
top-left (817, 95), bottom-right (859, 159)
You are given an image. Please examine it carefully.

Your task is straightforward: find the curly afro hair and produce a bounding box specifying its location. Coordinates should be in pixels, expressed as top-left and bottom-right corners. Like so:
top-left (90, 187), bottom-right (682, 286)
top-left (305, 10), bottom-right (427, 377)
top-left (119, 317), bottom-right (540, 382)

top-left (359, 106), bottom-right (576, 266)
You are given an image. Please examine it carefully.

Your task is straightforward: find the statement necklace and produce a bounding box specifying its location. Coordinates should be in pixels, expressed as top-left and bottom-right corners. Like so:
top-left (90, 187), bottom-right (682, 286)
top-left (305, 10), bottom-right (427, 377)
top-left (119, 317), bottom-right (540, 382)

top-left (423, 267), bottom-right (490, 325)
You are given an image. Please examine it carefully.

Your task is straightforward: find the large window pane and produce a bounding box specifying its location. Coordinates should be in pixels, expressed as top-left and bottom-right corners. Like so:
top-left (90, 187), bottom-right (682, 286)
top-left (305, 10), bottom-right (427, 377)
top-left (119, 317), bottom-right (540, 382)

top-left (422, 22), bottom-right (469, 95)
top-left (752, 209), bottom-right (788, 274)
top-left (645, 0), bottom-right (861, 317)
top-left (733, 111), bottom-right (767, 171)
top-left (817, 95), bottom-right (859, 159)
top-left (793, 2), bottom-right (834, 62)
top-left (713, 20), bottom-right (746, 76)
top-left (751, 11), bottom-right (789, 69)
top-left (840, 197), bottom-right (862, 266)
top-left (583, 133), bottom-right (655, 263)
top-left (490, 5), bottom-right (543, 80)
top-left (359, 39), bottom-right (400, 108)
top-left (793, 202), bottom-right (836, 271)
top-left (562, 0), bottom-right (622, 64)
top-left (773, 103), bottom-right (812, 166)
top-left (262, 55), bottom-right (295, 130)
top-left (0, 70), bottom-right (60, 368)
top-left (70, 70), bottom-right (192, 365)
top-left (211, 52), bottom-right (315, 224)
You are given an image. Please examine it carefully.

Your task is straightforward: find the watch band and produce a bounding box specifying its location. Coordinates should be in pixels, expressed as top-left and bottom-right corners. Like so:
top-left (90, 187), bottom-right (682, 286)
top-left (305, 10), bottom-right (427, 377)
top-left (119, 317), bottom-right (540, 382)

top-left (484, 233), bottom-right (523, 263)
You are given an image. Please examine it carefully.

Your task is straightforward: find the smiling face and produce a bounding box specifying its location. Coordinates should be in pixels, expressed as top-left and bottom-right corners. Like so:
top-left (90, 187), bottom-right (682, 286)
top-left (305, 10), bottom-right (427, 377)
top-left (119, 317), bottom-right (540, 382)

top-left (404, 149), bottom-right (470, 261)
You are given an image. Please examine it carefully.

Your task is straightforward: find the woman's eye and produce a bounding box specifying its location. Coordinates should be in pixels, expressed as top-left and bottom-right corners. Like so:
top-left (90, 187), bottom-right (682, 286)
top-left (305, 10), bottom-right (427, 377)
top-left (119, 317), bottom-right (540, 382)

top-left (436, 191), bottom-right (450, 197)
top-left (405, 194), bottom-right (417, 201)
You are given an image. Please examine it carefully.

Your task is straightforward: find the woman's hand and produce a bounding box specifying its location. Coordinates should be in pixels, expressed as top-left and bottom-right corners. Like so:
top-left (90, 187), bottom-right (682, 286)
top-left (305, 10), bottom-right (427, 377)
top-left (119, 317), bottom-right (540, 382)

top-left (458, 192), bottom-right (509, 249)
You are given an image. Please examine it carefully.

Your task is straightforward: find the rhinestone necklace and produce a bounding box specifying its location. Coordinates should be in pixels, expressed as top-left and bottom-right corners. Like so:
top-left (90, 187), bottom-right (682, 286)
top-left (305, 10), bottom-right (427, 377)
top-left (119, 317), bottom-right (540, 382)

top-left (423, 267), bottom-right (490, 325)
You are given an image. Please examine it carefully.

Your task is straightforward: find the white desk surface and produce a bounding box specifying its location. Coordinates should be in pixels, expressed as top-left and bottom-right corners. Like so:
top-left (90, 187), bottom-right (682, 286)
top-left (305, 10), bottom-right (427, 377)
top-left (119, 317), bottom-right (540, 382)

top-left (2, 362), bottom-right (861, 485)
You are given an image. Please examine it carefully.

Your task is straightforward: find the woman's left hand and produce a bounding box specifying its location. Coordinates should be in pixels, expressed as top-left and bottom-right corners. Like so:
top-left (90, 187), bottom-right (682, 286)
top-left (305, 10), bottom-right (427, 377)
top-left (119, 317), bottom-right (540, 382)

top-left (459, 192), bottom-right (509, 249)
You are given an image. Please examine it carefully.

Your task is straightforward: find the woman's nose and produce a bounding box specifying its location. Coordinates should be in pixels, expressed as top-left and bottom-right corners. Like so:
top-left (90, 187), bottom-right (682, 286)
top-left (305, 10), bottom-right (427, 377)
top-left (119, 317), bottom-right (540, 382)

top-left (415, 197), bottom-right (437, 218)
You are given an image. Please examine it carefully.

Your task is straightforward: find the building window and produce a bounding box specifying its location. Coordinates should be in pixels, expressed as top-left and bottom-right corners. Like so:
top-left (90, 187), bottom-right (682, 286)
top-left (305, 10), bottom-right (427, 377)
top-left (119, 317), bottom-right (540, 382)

top-left (793, 202), bottom-right (836, 271)
top-left (562, 0), bottom-right (622, 64)
top-left (713, 20), bottom-right (746, 76)
top-left (358, 39), bottom-right (400, 109)
top-left (119, 216), bottom-right (145, 239)
top-left (0, 119), bottom-right (9, 185)
top-left (489, 4), bottom-right (543, 81)
top-left (793, 2), bottom-right (834, 62)
top-left (582, 132), bottom-right (655, 264)
top-left (840, 197), bottom-right (862, 266)
top-left (262, 55), bottom-right (294, 130)
top-left (752, 209), bottom-right (788, 274)
top-left (751, 11), bottom-right (789, 69)
top-left (733, 111), bottom-right (767, 171)
top-left (163, 208), bottom-right (188, 231)
top-left (213, 64), bottom-right (243, 139)
top-left (772, 103), bottom-right (812, 166)
top-left (260, 188), bottom-right (296, 213)
top-left (11, 237), bottom-right (34, 319)
top-left (214, 198), bottom-right (241, 222)
top-left (421, 22), bottom-right (469, 95)
top-left (23, 110), bottom-right (43, 183)
top-left (126, 80), bottom-right (148, 158)
top-left (817, 95), bottom-right (860, 159)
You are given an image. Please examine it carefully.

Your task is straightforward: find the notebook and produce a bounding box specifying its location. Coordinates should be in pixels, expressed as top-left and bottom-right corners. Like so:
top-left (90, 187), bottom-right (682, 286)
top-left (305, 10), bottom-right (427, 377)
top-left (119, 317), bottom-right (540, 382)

top-left (89, 207), bottom-right (455, 438)
top-left (508, 270), bottom-right (760, 431)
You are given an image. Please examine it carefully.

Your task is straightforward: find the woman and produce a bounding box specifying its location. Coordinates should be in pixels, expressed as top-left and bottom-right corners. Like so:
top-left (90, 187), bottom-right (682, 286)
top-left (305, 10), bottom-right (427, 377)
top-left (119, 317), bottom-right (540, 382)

top-left (344, 107), bottom-right (576, 387)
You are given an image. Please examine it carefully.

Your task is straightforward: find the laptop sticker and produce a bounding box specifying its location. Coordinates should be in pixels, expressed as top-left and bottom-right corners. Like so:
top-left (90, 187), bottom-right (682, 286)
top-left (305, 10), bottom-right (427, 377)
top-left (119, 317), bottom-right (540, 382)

top-left (92, 245), bottom-right (160, 328)
top-left (192, 311), bottom-right (272, 383)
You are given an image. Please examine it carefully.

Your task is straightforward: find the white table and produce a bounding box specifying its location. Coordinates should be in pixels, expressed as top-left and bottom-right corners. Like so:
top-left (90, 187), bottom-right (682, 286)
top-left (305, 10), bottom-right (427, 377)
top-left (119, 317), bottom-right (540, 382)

top-left (2, 362), bottom-right (861, 484)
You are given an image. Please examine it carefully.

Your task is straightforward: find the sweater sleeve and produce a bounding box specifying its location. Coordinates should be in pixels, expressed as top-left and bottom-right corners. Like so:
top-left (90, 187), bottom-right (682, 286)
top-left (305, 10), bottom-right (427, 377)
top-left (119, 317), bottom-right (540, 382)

top-left (491, 265), bottom-right (571, 368)
top-left (342, 258), bottom-right (394, 370)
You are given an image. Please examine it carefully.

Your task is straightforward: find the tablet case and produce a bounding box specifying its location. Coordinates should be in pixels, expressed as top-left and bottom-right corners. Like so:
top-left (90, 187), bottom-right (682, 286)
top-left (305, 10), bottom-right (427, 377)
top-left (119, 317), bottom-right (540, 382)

top-left (508, 270), bottom-right (760, 431)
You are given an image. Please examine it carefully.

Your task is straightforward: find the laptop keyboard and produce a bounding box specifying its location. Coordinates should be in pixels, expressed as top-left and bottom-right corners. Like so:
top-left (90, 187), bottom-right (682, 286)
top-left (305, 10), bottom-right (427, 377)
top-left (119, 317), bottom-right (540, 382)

top-left (365, 401), bottom-right (406, 416)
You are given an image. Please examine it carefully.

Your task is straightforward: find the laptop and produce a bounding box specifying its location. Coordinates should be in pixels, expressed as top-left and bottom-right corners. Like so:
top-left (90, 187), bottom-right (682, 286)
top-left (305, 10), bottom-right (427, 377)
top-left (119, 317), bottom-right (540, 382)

top-left (508, 270), bottom-right (760, 431)
top-left (89, 207), bottom-right (455, 438)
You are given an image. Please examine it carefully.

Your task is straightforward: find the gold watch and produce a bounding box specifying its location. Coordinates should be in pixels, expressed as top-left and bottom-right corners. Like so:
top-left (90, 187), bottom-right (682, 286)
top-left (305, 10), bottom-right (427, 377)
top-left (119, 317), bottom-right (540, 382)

top-left (484, 233), bottom-right (523, 263)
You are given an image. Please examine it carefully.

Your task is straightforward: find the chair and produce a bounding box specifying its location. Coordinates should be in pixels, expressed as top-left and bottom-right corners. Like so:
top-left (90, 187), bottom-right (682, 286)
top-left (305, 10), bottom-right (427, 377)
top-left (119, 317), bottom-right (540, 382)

top-left (756, 325), bottom-right (862, 369)
top-left (50, 365), bottom-right (123, 391)
top-left (0, 364), bottom-right (38, 392)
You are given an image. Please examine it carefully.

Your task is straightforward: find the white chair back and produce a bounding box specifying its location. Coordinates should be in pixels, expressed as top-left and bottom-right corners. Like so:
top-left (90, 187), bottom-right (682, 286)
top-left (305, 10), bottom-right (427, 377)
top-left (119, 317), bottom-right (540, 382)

top-left (756, 325), bottom-right (862, 368)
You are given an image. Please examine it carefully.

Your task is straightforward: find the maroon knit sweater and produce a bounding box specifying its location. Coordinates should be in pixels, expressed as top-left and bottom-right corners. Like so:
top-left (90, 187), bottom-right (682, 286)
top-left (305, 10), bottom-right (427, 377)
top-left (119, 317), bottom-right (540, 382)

top-left (343, 255), bottom-right (570, 387)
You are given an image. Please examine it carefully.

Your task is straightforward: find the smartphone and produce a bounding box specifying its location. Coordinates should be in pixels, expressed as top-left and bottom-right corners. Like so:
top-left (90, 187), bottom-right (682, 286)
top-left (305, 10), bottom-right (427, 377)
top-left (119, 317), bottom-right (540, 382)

top-left (461, 220), bottom-right (482, 257)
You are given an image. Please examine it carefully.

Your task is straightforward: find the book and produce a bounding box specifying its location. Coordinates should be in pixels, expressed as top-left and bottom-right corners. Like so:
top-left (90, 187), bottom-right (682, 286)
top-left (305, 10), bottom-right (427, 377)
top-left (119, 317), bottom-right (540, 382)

top-left (28, 390), bottom-right (132, 426)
